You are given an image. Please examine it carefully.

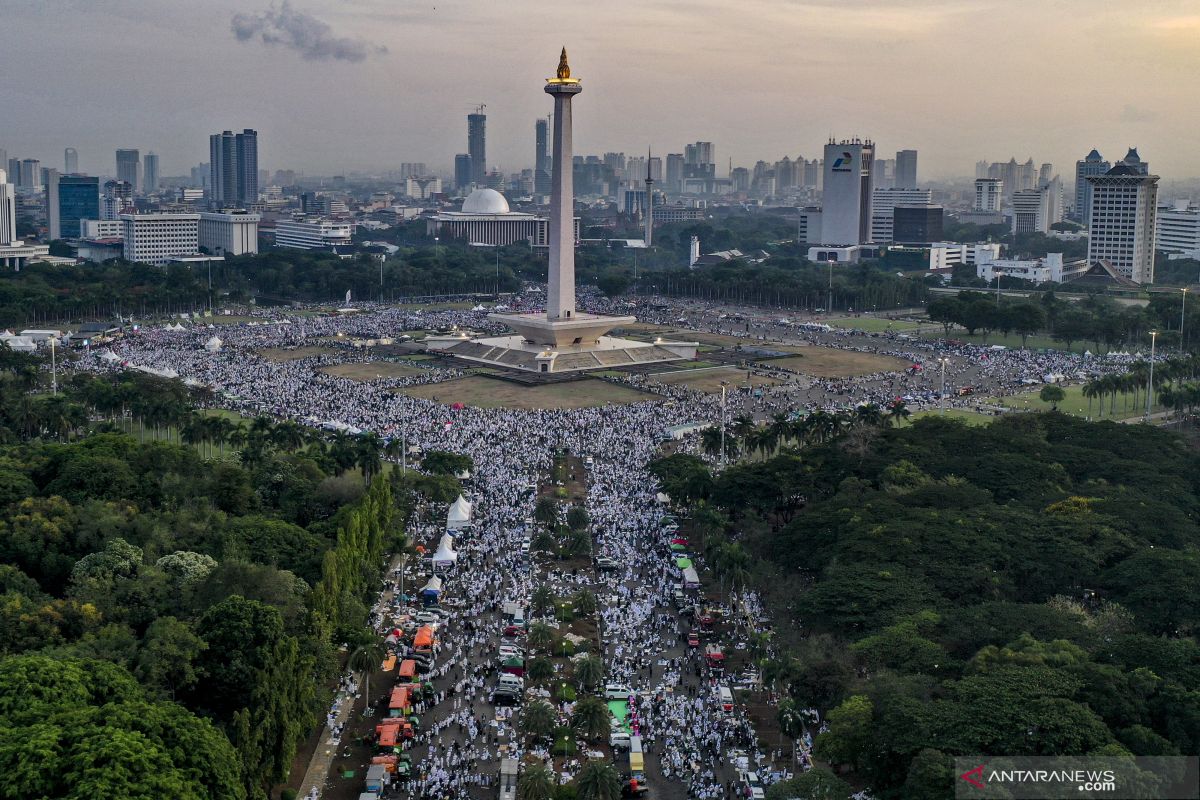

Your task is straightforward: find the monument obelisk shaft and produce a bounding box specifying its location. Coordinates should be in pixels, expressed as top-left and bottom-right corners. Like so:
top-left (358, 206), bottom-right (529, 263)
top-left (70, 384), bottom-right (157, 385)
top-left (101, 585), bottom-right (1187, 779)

top-left (545, 48), bottom-right (582, 321)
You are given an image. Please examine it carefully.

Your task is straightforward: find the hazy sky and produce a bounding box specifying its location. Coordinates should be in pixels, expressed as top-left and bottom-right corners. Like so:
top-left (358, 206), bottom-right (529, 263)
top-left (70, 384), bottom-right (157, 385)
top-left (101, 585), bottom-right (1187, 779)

top-left (3, 0), bottom-right (1199, 182)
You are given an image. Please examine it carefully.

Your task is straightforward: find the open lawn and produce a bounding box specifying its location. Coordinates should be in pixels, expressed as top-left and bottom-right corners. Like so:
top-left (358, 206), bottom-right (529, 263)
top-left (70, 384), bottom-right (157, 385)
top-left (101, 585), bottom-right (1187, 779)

top-left (826, 316), bottom-right (924, 333)
top-left (650, 366), bottom-right (784, 394)
top-left (395, 376), bottom-right (655, 409)
top-left (985, 384), bottom-right (1153, 420)
top-left (910, 408), bottom-right (997, 427)
top-left (318, 362), bottom-right (424, 381)
top-left (918, 328), bottom-right (1093, 354)
top-left (257, 346), bottom-right (336, 362)
top-left (766, 347), bottom-right (910, 378)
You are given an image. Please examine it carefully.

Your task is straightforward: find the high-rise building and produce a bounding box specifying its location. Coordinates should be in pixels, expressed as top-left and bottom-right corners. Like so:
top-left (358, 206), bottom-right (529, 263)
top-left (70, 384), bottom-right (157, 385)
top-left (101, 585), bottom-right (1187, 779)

top-left (893, 205), bottom-right (943, 245)
top-left (6, 159), bottom-right (17, 187)
top-left (821, 138), bottom-right (875, 245)
top-left (1119, 147), bottom-right (1149, 175)
top-left (454, 154), bottom-right (472, 192)
top-left (0, 169), bottom-right (15, 245)
top-left (647, 157), bottom-right (662, 183)
top-left (1156, 201), bottom-right (1200, 256)
top-left (102, 180), bottom-right (133, 220)
top-left (19, 159), bottom-right (41, 189)
top-left (235, 129), bottom-right (258, 204)
top-left (534, 118), bottom-right (550, 196)
top-left (116, 149), bottom-right (140, 192)
top-left (1039, 162), bottom-right (1054, 186)
top-left (1011, 177), bottom-right (1063, 235)
top-left (64, 148), bottom-right (78, 174)
top-left (399, 163), bottom-right (427, 178)
top-left (46, 173), bottom-right (99, 239)
top-left (871, 187), bottom-right (932, 242)
top-left (730, 167), bottom-right (750, 193)
top-left (208, 129), bottom-right (257, 207)
top-left (895, 149), bottom-right (918, 189)
top-left (975, 178), bottom-right (1003, 212)
top-left (665, 154), bottom-right (684, 193)
top-left (467, 111), bottom-right (486, 186)
top-left (120, 213), bottom-right (200, 265)
top-left (198, 210), bottom-right (260, 256)
top-left (1086, 161), bottom-right (1159, 284)
top-left (143, 152), bottom-right (159, 193)
top-left (1074, 149), bottom-right (1109, 223)
top-left (684, 142), bottom-right (714, 166)
top-left (975, 160), bottom-right (990, 179)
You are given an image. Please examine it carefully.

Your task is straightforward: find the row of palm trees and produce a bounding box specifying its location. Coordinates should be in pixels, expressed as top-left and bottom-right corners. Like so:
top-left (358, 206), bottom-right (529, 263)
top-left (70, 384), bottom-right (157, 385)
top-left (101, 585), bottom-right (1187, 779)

top-left (700, 403), bottom-right (912, 463)
top-left (1082, 354), bottom-right (1200, 418)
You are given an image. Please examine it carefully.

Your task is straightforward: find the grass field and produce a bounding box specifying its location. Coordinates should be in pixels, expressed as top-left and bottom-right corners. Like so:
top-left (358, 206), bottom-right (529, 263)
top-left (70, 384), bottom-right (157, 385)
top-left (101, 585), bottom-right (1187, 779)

top-left (395, 376), bottom-right (655, 409)
top-left (257, 346), bottom-right (335, 362)
top-left (826, 316), bottom-right (924, 333)
top-left (318, 362), bottom-right (424, 381)
top-left (918, 328), bottom-right (1094, 354)
top-left (985, 384), bottom-right (1155, 420)
top-left (910, 408), bottom-right (997, 426)
top-left (767, 347), bottom-right (910, 378)
top-left (650, 366), bottom-right (783, 394)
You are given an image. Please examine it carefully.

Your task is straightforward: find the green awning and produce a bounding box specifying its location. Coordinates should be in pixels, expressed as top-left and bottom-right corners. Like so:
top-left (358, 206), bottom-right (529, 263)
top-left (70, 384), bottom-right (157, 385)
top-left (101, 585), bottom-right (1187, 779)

top-left (676, 557), bottom-right (692, 569)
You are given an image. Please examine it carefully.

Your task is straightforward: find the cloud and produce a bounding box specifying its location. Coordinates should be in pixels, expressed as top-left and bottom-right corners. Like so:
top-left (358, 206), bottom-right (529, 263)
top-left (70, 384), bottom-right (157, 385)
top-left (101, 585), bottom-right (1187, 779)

top-left (231, 2), bottom-right (387, 62)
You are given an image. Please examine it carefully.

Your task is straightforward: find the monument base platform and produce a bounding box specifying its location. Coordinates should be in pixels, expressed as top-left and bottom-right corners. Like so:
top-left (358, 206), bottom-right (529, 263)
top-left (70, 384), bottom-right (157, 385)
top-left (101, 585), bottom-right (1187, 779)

top-left (426, 331), bottom-right (697, 374)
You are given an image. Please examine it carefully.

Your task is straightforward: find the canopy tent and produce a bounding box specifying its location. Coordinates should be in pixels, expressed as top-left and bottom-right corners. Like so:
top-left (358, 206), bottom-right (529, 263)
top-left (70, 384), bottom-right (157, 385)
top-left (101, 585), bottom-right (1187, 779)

top-left (420, 576), bottom-right (443, 598)
top-left (204, 335), bottom-right (223, 352)
top-left (455, 469), bottom-right (472, 480)
top-left (431, 534), bottom-right (458, 565)
top-left (655, 492), bottom-right (671, 504)
top-left (0, 334), bottom-right (36, 353)
top-left (675, 557), bottom-right (692, 570)
top-left (447, 495), bottom-right (472, 529)
top-left (97, 350), bottom-right (122, 362)
top-left (669, 543), bottom-right (688, 553)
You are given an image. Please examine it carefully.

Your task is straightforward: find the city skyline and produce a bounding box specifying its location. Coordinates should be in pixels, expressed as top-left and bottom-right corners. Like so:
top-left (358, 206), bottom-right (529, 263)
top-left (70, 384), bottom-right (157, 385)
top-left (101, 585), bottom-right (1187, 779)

top-left (3, 0), bottom-right (1199, 180)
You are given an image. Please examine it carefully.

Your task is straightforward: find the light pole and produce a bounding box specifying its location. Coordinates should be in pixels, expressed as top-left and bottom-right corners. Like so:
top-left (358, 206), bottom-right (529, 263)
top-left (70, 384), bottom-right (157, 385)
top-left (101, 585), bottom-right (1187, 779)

top-left (827, 259), bottom-right (833, 314)
top-left (50, 336), bottom-right (57, 396)
top-left (1181, 287), bottom-right (1188, 354)
top-left (939, 357), bottom-right (949, 413)
top-left (1146, 331), bottom-right (1157, 421)
top-left (720, 381), bottom-right (728, 468)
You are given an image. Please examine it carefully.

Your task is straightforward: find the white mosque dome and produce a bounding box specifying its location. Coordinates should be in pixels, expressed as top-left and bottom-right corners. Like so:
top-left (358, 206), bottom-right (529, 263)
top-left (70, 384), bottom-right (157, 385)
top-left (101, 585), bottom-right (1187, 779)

top-left (461, 188), bottom-right (511, 215)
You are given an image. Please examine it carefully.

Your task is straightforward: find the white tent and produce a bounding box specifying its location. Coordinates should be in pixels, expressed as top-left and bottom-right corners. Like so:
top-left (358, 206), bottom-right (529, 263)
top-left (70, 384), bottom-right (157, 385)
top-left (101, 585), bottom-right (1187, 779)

top-left (432, 534), bottom-right (458, 565)
top-left (655, 492), bottom-right (671, 505)
top-left (0, 336), bottom-right (36, 353)
top-left (455, 469), bottom-right (472, 480)
top-left (204, 336), bottom-right (223, 352)
top-left (447, 495), bottom-right (473, 529)
top-left (98, 350), bottom-right (121, 362)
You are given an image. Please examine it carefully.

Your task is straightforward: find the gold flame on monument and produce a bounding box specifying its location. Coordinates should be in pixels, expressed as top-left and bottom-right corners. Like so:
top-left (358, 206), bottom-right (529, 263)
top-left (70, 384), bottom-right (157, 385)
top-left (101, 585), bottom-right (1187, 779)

top-left (548, 47), bottom-right (580, 84)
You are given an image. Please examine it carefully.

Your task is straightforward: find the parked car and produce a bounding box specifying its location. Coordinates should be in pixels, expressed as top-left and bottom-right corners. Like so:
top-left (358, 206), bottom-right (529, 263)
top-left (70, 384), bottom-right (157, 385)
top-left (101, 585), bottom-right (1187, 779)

top-left (687, 631), bottom-right (700, 648)
top-left (604, 684), bottom-right (632, 700)
top-left (595, 557), bottom-right (620, 571)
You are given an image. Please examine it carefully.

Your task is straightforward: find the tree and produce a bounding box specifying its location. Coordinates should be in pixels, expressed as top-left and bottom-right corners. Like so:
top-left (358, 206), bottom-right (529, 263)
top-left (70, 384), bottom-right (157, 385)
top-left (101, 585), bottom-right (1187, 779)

top-left (532, 585), bottom-right (556, 616)
top-left (574, 760), bottom-right (622, 800)
top-left (574, 654), bottom-right (605, 690)
top-left (349, 639), bottom-right (385, 713)
top-left (566, 505), bottom-right (590, 532)
top-left (420, 450), bottom-right (473, 476)
top-left (573, 589), bottom-right (597, 617)
top-left (1039, 384), bottom-right (1066, 411)
top-left (926, 296), bottom-right (962, 336)
top-left (527, 657), bottom-right (555, 683)
top-left (571, 696), bottom-right (611, 741)
top-left (777, 698), bottom-right (806, 763)
top-left (520, 699), bottom-right (557, 740)
top-left (518, 764), bottom-right (556, 800)
top-left (534, 497), bottom-right (558, 528)
top-left (1008, 302), bottom-right (1046, 348)
top-left (765, 769), bottom-right (850, 800)
top-left (814, 694), bottom-right (874, 770)
top-left (528, 621), bottom-right (555, 652)
top-left (135, 616), bottom-right (207, 700)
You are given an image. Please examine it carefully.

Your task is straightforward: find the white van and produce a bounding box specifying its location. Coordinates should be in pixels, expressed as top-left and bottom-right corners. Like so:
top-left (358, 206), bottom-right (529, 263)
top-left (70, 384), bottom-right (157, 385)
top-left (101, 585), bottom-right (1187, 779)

top-left (718, 685), bottom-right (734, 712)
top-left (498, 673), bottom-right (524, 692)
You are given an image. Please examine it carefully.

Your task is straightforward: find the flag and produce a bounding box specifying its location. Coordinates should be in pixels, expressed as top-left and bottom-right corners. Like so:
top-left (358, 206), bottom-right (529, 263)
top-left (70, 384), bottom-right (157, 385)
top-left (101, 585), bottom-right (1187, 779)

top-left (345, 289), bottom-right (352, 304)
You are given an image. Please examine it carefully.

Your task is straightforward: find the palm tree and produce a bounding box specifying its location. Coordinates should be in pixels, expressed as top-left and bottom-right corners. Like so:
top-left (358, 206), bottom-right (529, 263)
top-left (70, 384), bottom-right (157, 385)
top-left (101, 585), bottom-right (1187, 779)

top-left (572, 589), bottom-right (597, 617)
top-left (700, 426), bottom-right (725, 459)
top-left (767, 412), bottom-right (793, 452)
top-left (518, 764), bottom-right (556, 800)
top-left (383, 437), bottom-right (405, 466)
top-left (565, 528), bottom-right (591, 559)
top-left (574, 760), bottom-right (622, 800)
top-left (527, 622), bottom-right (555, 653)
top-left (272, 419), bottom-right (306, 452)
top-left (531, 586), bottom-right (556, 616)
top-left (526, 656), bottom-right (555, 683)
top-left (574, 654), bottom-right (604, 691)
top-left (887, 400), bottom-right (911, 427)
top-left (356, 432), bottom-right (383, 485)
top-left (348, 640), bottom-right (385, 714)
top-left (853, 403), bottom-right (884, 428)
top-left (732, 414), bottom-right (756, 449)
top-left (519, 699), bottom-right (557, 741)
top-left (571, 696), bottom-right (611, 741)
top-left (777, 698), bottom-right (806, 764)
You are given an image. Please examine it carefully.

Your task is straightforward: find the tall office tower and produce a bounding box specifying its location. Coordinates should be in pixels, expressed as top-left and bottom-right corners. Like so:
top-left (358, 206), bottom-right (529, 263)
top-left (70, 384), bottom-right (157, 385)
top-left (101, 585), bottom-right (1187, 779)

top-left (467, 111), bottom-right (486, 186)
top-left (1074, 149), bottom-right (1109, 223)
top-left (6, 159), bottom-right (18, 186)
top-left (647, 156), bottom-right (662, 182)
top-left (665, 154), bottom-right (684, 193)
top-left (774, 157), bottom-right (795, 192)
top-left (1038, 162), bottom-right (1053, 186)
top-left (0, 151), bottom-right (6, 177)
top-left (454, 154), bottom-right (472, 192)
top-left (1086, 161), bottom-right (1159, 284)
top-left (0, 169), bottom-right (15, 245)
top-left (20, 159), bottom-right (42, 189)
top-left (684, 141), bottom-right (714, 166)
top-left (870, 187), bottom-right (932, 242)
top-left (116, 149), bottom-right (140, 192)
top-left (803, 158), bottom-right (820, 188)
top-left (64, 148), bottom-right (78, 174)
top-left (235, 129), bottom-right (258, 204)
top-left (603, 152), bottom-right (626, 174)
top-left (101, 180), bottom-right (133, 220)
top-left (534, 118), bottom-right (551, 195)
top-left (821, 138), bottom-right (875, 245)
top-left (209, 131), bottom-right (237, 205)
top-left (895, 149), bottom-right (918, 189)
top-left (974, 178), bottom-right (1003, 212)
top-left (1119, 147), bottom-right (1149, 175)
top-left (975, 160), bottom-right (990, 179)
top-left (875, 158), bottom-right (896, 190)
top-left (191, 163), bottom-right (209, 189)
top-left (1012, 188), bottom-right (1048, 234)
top-left (143, 152), bottom-right (160, 193)
top-left (730, 167), bottom-right (750, 193)
top-left (46, 173), bottom-right (100, 239)
top-left (1018, 158), bottom-right (1037, 191)
top-left (1156, 201), bottom-right (1200, 256)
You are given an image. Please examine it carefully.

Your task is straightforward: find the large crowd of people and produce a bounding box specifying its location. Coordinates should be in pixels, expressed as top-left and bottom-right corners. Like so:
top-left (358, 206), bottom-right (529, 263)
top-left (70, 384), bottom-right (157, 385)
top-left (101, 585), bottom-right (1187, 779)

top-left (72, 291), bottom-right (1146, 800)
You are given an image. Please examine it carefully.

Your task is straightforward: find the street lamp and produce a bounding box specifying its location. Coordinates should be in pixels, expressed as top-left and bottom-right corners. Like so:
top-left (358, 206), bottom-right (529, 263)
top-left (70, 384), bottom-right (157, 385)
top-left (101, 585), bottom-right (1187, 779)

top-left (939, 357), bottom-right (949, 414)
top-left (1146, 331), bottom-right (1157, 421)
top-left (49, 336), bottom-right (57, 396)
top-left (1181, 288), bottom-right (1188, 354)
top-left (720, 381), bottom-right (728, 468)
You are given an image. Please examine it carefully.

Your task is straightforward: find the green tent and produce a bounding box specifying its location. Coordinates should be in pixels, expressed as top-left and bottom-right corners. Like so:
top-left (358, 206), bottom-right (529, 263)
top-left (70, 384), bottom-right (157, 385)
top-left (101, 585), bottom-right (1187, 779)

top-left (676, 557), bottom-right (692, 569)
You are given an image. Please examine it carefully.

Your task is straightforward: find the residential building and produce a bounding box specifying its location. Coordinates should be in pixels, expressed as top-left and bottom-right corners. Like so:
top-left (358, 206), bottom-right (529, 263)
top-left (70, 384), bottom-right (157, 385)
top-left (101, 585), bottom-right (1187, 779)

top-left (101, 180), bottom-right (133, 220)
top-left (454, 154), bottom-right (472, 192)
top-left (19, 159), bottom-right (41, 189)
top-left (209, 129), bottom-right (258, 206)
top-left (198, 210), bottom-right (260, 256)
top-left (467, 112), bottom-right (486, 186)
top-left (871, 188), bottom-right (931, 242)
top-left (274, 216), bottom-right (353, 250)
top-left (1011, 178), bottom-right (1063, 235)
top-left (399, 163), bottom-right (427, 178)
top-left (820, 138), bottom-right (874, 245)
top-left (64, 148), bottom-right (78, 174)
top-left (975, 178), bottom-right (1003, 213)
top-left (143, 152), bottom-right (159, 193)
top-left (1086, 162), bottom-right (1159, 284)
top-left (120, 212), bottom-right (200, 265)
top-left (46, 173), bottom-right (99, 240)
top-left (1074, 149), bottom-right (1109, 222)
top-left (116, 149), bottom-right (140, 192)
top-left (1155, 201), bottom-right (1200, 257)
top-left (895, 149), bottom-right (918, 189)
top-left (730, 167), bottom-right (750, 193)
top-left (893, 205), bottom-right (944, 245)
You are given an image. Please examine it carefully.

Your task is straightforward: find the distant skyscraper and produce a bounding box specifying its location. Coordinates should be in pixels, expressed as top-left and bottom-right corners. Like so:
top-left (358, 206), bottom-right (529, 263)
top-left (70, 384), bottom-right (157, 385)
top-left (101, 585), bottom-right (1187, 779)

top-left (975, 160), bottom-right (989, 179)
top-left (454, 154), bottom-right (472, 192)
top-left (467, 111), bottom-right (486, 186)
top-left (648, 157), bottom-right (662, 182)
top-left (20, 159), bottom-right (41, 189)
top-left (1038, 162), bottom-right (1053, 187)
top-left (209, 129), bottom-right (257, 206)
top-left (871, 187), bottom-right (931, 242)
top-left (974, 178), bottom-right (1003, 212)
top-left (1011, 181), bottom-right (1062, 236)
top-left (1074, 149), bottom-right (1110, 223)
top-left (895, 149), bottom-right (918, 189)
top-left (102, 180), bottom-right (133, 220)
top-left (143, 152), bottom-right (159, 193)
top-left (534, 118), bottom-right (550, 195)
top-left (46, 173), bottom-right (100, 239)
top-left (821, 138), bottom-right (875, 245)
top-left (116, 149), bottom-right (140, 192)
top-left (666, 154), bottom-right (684, 193)
top-left (64, 148), bottom-right (78, 174)
top-left (1086, 160), bottom-right (1159, 284)
top-left (1119, 147), bottom-right (1148, 175)
top-left (0, 169), bottom-right (16, 245)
